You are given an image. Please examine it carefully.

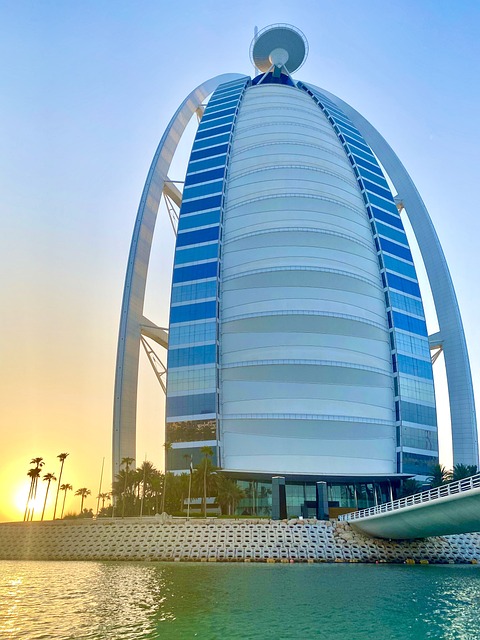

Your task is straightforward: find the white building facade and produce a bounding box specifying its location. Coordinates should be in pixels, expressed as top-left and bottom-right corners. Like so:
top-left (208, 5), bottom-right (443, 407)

top-left (165, 72), bottom-right (438, 481)
top-left (113, 27), bottom-right (478, 512)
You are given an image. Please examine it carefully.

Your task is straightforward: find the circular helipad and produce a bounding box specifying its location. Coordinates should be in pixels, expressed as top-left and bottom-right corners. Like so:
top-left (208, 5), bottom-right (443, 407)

top-left (250, 24), bottom-right (308, 74)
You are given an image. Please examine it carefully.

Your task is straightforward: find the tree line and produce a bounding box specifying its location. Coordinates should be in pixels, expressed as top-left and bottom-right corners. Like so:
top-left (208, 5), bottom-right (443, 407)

top-left (111, 445), bottom-right (245, 518)
top-left (23, 445), bottom-right (246, 521)
top-left (400, 463), bottom-right (479, 497)
top-left (24, 453), bottom-right (91, 521)
top-left (27, 452), bottom-right (477, 520)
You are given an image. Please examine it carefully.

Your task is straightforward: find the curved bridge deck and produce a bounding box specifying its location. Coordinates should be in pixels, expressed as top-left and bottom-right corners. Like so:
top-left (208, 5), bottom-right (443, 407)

top-left (339, 475), bottom-right (480, 539)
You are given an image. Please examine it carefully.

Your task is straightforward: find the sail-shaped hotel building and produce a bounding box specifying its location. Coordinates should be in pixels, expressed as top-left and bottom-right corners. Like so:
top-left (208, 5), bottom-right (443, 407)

top-left (113, 25), bottom-right (478, 515)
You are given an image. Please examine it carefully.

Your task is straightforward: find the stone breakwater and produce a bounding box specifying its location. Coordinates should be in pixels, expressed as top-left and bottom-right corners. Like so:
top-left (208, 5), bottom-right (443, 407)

top-left (0, 518), bottom-right (479, 564)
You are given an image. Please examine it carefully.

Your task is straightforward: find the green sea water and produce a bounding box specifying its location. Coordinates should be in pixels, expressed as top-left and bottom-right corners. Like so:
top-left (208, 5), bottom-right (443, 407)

top-left (1, 561), bottom-right (480, 639)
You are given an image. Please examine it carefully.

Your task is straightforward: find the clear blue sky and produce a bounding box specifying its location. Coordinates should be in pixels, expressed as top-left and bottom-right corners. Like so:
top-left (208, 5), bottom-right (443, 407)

top-left (1, 0), bottom-right (479, 520)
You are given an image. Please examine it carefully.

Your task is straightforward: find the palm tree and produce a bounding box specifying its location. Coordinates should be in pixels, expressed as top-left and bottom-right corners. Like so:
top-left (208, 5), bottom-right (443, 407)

top-left (75, 487), bottom-right (91, 514)
top-left (24, 466), bottom-right (41, 521)
top-left (30, 458), bottom-right (45, 516)
top-left (452, 463), bottom-right (478, 481)
top-left (398, 478), bottom-right (422, 498)
top-left (216, 475), bottom-right (245, 515)
top-left (60, 484), bottom-right (73, 518)
top-left (427, 463), bottom-right (452, 488)
top-left (120, 456), bottom-right (135, 517)
top-left (97, 492), bottom-right (111, 511)
top-left (53, 453), bottom-right (69, 519)
top-left (24, 458), bottom-right (45, 521)
top-left (30, 457), bottom-right (45, 469)
top-left (200, 446), bottom-right (214, 517)
top-left (41, 473), bottom-right (57, 521)
top-left (137, 461), bottom-right (156, 516)
top-left (150, 470), bottom-right (163, 514)
top-left (161, 443), bottom-right (172, 514)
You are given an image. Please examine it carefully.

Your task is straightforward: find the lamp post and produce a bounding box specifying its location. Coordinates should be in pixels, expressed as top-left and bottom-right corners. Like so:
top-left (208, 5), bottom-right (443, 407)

top-left (187, 456), bottom-right (193, 519)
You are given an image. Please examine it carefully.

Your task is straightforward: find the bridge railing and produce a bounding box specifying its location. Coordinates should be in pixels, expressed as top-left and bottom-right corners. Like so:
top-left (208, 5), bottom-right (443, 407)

top-left (339, 474), bottom-right (480, 522)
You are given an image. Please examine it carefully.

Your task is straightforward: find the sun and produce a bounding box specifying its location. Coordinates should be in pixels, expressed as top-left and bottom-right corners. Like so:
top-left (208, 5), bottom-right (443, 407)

top-left (11, 480), bottom-right (40, 521)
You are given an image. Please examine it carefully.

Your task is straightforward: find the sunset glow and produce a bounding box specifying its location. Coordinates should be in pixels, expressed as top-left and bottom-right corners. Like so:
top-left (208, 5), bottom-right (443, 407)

top-left (1, 2), bottom-right (479, 523)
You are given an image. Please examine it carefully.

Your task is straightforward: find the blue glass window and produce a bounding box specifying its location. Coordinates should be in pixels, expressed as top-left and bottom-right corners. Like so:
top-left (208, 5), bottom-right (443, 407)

top-left (168, 344), bottom-right (216, 368)
top-left (173, 261), bottom-right (217, 283)
top-left (360, 167), bottom-right (389, 190)
top-left (387, 273), bottom-right (421, 297)
top-left (171, 280), bottom-right (217, 304)
top-left (167, 365), bottom-right (216, 393)
top-left (169, 320), bottom-right (217, 345)
top-left (363, 179), bottom-right (393, 202)
top-left (384, 256), bottom-right (416, 280)
top-left (335, 121), bottom-right (361, 136)
top-left (189, 143), bottom-right (229, 163)
top-left (342, 134), bottom-right (371, 155)
top-left (380, 238), bottom-right (412, 261)
top-left (207, 96), bottom-right (239, 110)
top-left (166, 392), bottom-right (217, 418)
top-left (174, 243), bottom-right (218, 266)
top-left (181, 194), bottom-right (222, 215)
top-left (354, 156), bottom-right (384, 177)
top-left (219, 78), bottom-right (247, 89)
top-left (396, 332), bottom-right (430, 358)
top-left (324, 105), bottom-right (348, 120)
top-left (338, 124), bottom-right (364, 143)
top-left (201, 107), bottom-right (236, 122)
top-left (170, 300), bottom-right (216, 324)
top-left (398, 374), bottom-right (436, 405)
top-left (349, 147), bottom-right (378, 166)
top-left (196, 123), bottom-right (232, 140)
top-left (167, 446), bottom-right (218, 469)
top-left (367, 194), bottom-right (399, 216)
top-left (205, 94), bottom-right (239, 106)
top-left (370, 206), bottom-right (403, 230)
top-left (211, 86), bottom-right (242, 99)
top-left (376, 222), bottom-right (408, 246)
top-left (198, 115), bottom-right (234, 131)
top-left (393, 311), bottom-right (427, 336)
top-left (331, 113), bottom-right (356, 129)
top-left (397, 354), bottom-right (433, 379)
top-left (401, 427), bottom-right (437, 451)
top-left (185, 167), bottom-right (225, 187)
top-left (177, 226), bottom-right (220, 247)
top-left (183, 180), bottom-right (223, 201)
top-left (208, 90), bottom-right (242, 105)
top-left (401, 401), bottom-right (437, 427)
top-left (402, 452), bottom-right (438, 475)
top-left (178, 210), bottom-right (221, 232)
top-left (187, 155), bottom-right (227, 174)
top-left (192, 132), bottom-right (230, 151)
top-left (389, 291), bottom-right (424, 317)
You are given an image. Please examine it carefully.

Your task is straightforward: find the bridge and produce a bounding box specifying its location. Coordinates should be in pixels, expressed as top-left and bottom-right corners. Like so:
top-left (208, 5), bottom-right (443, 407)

top-left (338, 475), bottom-right (480, 539)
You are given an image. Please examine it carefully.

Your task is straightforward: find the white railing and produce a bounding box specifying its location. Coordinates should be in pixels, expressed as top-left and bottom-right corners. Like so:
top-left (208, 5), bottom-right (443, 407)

top-left (338, 474), bottom-right (480, 522)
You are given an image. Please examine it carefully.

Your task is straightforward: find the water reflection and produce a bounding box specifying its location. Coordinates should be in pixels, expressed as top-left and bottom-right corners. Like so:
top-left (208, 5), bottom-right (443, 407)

top-left (0, 561), bottom-right (479, 639)
top-left (0, 562), bottom-right (173, 639)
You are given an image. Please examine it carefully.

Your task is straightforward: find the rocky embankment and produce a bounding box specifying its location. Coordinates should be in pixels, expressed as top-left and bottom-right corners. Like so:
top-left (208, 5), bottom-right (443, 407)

top-left (0, 517), bottom-right (479, 563)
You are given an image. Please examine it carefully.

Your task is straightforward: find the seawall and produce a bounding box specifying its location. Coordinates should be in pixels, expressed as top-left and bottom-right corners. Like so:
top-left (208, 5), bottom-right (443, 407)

top-left (1, 518), bottom-right (479, 564)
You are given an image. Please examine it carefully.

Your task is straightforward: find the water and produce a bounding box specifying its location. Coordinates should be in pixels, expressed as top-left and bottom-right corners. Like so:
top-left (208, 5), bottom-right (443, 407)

top-left (1, 561), bottom-right (480, 640)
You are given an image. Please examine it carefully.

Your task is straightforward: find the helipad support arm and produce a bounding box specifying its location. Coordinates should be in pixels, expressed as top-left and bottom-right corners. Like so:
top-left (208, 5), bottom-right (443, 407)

top-left (313, 86), bottom-right (479, 467)
top-left (112, 73), bottom-right (247, 481)
top-left (163, 180), bottom-right (183, 207)
top-left (428, 332), bottom-right (443, 350)
top-left (140, 317), bottom-right (169, 349)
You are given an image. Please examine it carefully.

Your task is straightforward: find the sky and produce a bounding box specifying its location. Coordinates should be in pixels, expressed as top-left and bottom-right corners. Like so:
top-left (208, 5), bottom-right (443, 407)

top-left (1, 0), bottom-right (479, 522)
